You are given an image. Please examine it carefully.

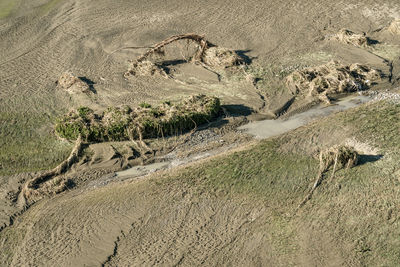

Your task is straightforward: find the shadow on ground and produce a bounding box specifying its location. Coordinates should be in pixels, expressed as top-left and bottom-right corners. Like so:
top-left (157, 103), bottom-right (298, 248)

top-left (79, 76), bottom-right (97, 94)
top-left (357, 154), bottom-right (383, 166)
top-left (223, 104), bottom-right (253, 117)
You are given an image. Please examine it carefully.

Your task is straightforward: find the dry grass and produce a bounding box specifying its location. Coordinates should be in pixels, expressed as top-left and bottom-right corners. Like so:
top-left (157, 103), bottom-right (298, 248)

top-left (125, 33), bottom-right (242, 77)
top-left (18, 135), bottom-right (84, 206)
top-left (286, 61), bottom-right (380, 103)
top-left (125, 60), bottom-right (168, 77)
top-left (57, 71), bottom-right (91, 94)
top-left (297, 145), bottom-right (359, 209)
top-left (330, 29), bottom-right (370, 47)
top-left (388, 19), bottom-right (400, 35)
top-left (2, 100), bottom-right (400, 266)
top-left (319, 145), bottom-right (358, 171)
top-left (202, 46), bottom-right (242, 68)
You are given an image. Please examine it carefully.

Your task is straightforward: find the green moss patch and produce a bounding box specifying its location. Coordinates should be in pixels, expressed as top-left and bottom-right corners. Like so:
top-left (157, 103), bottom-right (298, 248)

top-left (55, 95), bottom-right (221, 142)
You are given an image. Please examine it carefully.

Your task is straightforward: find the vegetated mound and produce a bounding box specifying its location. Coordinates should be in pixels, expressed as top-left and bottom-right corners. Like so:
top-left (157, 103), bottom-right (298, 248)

top-left (57, 71), bottom-right (92, 94)
top-left (286, 61), bottom-right (381, 103)
top-left (329, 29), bottom-right (370, 47)
top-left (387, 19), bottom-right (400, 35)
top-left (55, 94), bottom-right (221, 142)
top-left (124, 33), bottom-right (243, 77)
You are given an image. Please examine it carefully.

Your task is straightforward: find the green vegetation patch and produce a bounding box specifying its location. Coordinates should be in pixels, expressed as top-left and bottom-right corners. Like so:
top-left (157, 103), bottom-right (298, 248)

top-left (55, 94), bottom-right (221, 142)
top-left (0, 0), bottom-right (18, 19)
top-left (335, 100), bottom-right (400, 152)
top-left (0, 112), bottom-right (72, 176)
top-left (40, 0), bottom-right (63, 13)
top-left (154, 100), bottom-right (400, 264)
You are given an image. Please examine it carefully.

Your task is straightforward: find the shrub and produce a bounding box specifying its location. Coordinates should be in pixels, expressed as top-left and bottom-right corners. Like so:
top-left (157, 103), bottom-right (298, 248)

top-left (139, 102), bottom-right (152, 108)
top-left (55, 95), bottom-right (221, 142)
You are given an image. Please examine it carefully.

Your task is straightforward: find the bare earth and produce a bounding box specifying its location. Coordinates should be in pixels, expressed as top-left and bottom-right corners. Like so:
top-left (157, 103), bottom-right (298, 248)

top-left (1, 0), bottom-right (400, 266)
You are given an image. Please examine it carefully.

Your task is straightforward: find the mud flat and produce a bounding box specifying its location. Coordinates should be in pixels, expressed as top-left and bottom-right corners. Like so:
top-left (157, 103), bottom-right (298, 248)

top-left (239, 95), bottom-right (371, 139)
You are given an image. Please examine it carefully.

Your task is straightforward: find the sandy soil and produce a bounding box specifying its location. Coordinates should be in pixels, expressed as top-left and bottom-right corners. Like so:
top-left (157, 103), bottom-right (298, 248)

top-left (1, 0), bottom-right (400, 266)
top-left (1, 0), bottom-right (399, 112)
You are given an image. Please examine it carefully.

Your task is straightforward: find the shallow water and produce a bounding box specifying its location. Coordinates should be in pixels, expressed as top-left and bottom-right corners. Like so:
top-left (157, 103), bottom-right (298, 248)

top-left (238, 95), bottom-right (371, 139)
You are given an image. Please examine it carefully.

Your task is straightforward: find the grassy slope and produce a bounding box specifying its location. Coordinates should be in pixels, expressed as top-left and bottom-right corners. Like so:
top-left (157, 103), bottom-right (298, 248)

top-left (186, 103), bottom-right (400, 265)
top-left (163, 100), bottom-right (400, 265)
top-left (0, 0), bottom-right (17, 19)
top-left (141, 100), bottom-right (400, 265)
top-left (1, 100), bottom-right (399, 265)
top-left (0, 0), bottom-right (72, 176)
top-left (0, 111), bottom-right (72, 176)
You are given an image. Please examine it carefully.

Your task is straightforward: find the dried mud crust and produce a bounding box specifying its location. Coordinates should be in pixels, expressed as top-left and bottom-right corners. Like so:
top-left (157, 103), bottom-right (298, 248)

top-left (1, 1), bottom-right (400, 266)
top-left (0, 114), bottom-right (249, 232)
top-left (2, 0), bottom-right (399, 180)
top-left (286, 61), bottom-right (381, 104)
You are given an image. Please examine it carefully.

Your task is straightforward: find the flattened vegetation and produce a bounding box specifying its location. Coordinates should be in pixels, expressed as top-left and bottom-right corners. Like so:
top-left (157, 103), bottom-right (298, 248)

top-left (57, 71), bottom-right (93, 94)
top-left (2, 100), bottom-right (400, 266)
top-left (330, 29), bottom-right (371, 47)
top-left (125, 33), bottom-right (243, 78)
top-left (388, 19), bottom-right (400, 35)
top-left (286, 61), bottom-right (381, 104)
